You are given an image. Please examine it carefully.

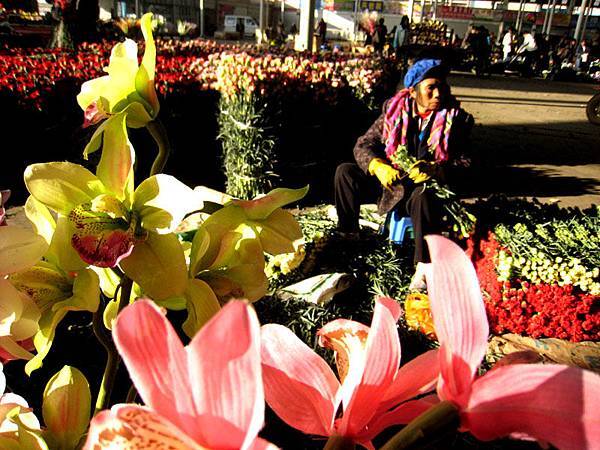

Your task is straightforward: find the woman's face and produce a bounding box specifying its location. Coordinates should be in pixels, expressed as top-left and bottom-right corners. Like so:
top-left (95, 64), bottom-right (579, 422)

top-left (410, 78), bottom-right (449, 113)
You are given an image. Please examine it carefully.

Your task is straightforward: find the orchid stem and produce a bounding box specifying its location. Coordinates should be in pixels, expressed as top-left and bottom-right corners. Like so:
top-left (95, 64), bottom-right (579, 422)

top-left (126, 384), bottom-right (138, 403)
top-left (323, 435), bottom-right (356, 450)
top-left (146, 118), bottom-right (171, 176)
top-left (379, 401), bottom-right (460, 450)
top-left (93, 276), bottom-right (134, 415)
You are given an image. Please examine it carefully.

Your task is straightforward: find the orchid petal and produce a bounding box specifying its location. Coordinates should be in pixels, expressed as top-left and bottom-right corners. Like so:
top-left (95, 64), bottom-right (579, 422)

top-left (77, 76), bottom-right (110, 112)
top-left (182, 279), bottom-right (221, 338)
top-left (261, 323), bottom-right (339, 436)
top-left (69, 197), bottom-right (135, 268)
top-left (24, 196), bottom-right (55, 246)
top-left (379, 349), bottom-right (440, 412)
top-left (337, 297), bottom-right (402, 436)
top-left (48, 217), bottom-right (88, 272)
top-left (102, 39), bottom-right (139, 112)
top-left (24, 162), bottom-right (106, 216)
top-left (83, 404), bottom-right (201, 450)
top-left (0, 279), bottom-right (24, 336)
top-left (187, 301), bottom-right (263, 450)
top-left (463, 364), bottom-right (600, 450)
top-left (248, 438), bottom-right (281, 450)
top-left (257, 209), bottom-right (303, 255)
top-left (0, 337), bottom-right (34, 361)
top-left (42, 366), bottom-right (91, 450)
top-left (424, 235), bottom-right (489, 405)
top-left (136, 13), bottom-right (160, 118)
top-left (120, 232), bottom-right (187, 300)
top-left (197, 227), bottom-right (268, 302)
top-left (0, 226), bottom-right (48, 276)
top-left (96, 112), bottom-right (135, 203)
top-left (8, 264), bottom-right (70, 314)
top-left (230, 186), bottom-right (309, 220)
top-left (25, 269), bottom-right (99, 375)
top-left (188, 227), bottom-right (210, 278)
top-left (9, 294), bottom-right (40, 342)
top-left (133, 174), bottom-right (204, 234)
top-left (112, 300), bottom-right (197, 438)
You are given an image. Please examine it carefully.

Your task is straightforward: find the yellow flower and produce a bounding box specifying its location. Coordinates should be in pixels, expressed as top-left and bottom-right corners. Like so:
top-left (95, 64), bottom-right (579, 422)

top-left (404, 292), bottom-right (437, 339)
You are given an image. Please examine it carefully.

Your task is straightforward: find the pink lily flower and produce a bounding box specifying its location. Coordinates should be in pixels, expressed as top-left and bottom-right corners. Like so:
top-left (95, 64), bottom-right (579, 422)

top-left (260, 297), bottom-right (441, 449)
top-left (422, 235), bottom-right (600, 450)
top-left (84, 299), bottom-right (277, 450)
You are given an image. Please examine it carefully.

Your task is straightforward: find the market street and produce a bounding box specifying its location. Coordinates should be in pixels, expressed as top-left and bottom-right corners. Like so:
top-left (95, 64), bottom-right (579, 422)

top-left (449, 72), bottom-right (600, 209)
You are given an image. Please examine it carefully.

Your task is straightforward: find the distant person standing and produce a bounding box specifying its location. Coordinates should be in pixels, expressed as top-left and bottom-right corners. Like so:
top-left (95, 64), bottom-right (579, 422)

top-left (372, 18), bottom-right (387, 54)
top-left (236, 18), bottom-right (245, 39)
top-left (316, 18), bottom-right (327, 49)
top-left (502, 26), bottom-right (515, 61)
top-left (393, 15), bottom-right (410, 65)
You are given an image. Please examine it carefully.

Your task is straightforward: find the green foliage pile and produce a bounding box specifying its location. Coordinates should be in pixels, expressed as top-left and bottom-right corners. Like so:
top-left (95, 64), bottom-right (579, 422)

top-left (254, 206), bottom-right (435, 365)
top-left (218, 95), bottom-right (276, 199)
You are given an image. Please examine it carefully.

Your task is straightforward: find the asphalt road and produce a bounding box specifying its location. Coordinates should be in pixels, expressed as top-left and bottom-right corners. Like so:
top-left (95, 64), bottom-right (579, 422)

top-left (446, 72), bottom-right (600, 209)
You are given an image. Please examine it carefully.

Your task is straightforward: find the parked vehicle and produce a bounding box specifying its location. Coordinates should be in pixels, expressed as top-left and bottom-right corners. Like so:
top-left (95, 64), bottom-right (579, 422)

top-left (586, 89), bottom-right (600, 125)
top-left (224, 15), bottom-right (258, 37)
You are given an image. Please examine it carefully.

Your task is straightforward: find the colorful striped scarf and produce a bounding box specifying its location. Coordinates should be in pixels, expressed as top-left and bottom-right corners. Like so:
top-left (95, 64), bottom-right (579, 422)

top-left (382, 89), bottom-right (459, 166)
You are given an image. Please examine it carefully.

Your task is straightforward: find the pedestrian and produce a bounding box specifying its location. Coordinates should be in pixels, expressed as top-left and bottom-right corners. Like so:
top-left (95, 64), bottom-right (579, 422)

top-left (372, 18), bottom-right (387, 54)
top-left (333, 59), bottom-right (474, 289)
top-left (502, 26), bottom-right (515, 61)
top-left (393, 15), bottom-right (411, 68)
top-left (316, 18), bottom-right (327, 50)
top-left (516, 29), bottom-right (538, 76)
top-left (235, 18), bottom-right (245, 40)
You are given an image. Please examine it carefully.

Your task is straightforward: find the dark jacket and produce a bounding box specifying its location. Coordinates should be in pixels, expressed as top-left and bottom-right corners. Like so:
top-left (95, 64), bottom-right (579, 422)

top-left (353, 97), bottom-right (474, 214)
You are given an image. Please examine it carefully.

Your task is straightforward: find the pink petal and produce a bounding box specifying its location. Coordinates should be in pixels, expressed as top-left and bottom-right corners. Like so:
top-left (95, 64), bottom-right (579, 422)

top-left (337, 297), bottom-right (402, 437)
top-left (357, 395), bottom-right (440, 442)
top-left (186, 300), bottom-right (264, 450)
top-left (112, 300), bottom-right (198, 439)
top-left (424, 235), bottom-right (489, 405)
top-left (248, 438), bottom-right (281, 450)
top-left (83, 404), bottom-right (201, 450)
top-left (378, 349), bottom-right (440, 412)
top-left (463, 364), bottom-right (600, 450)
top-left (261, 323), bottom-right (340, 437)
top-left (318, 318), bottom-right (370, 386)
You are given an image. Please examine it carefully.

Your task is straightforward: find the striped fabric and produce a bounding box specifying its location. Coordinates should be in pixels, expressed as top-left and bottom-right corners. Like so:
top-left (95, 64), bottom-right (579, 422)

top-left (383, 89), bottom-right (459, 165)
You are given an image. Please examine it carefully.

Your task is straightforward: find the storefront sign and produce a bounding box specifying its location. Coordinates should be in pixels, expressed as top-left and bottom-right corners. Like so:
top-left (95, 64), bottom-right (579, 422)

top-left (437, 5), bottom-right (473, 20)
top-left (359, 0), bottom-right (384, 12)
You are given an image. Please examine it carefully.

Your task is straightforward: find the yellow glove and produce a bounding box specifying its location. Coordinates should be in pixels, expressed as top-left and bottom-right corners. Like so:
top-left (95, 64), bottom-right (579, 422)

top-left (368, 158), bottom-right (400, 190)
top-left (408, 160), bottom-right (437, 184)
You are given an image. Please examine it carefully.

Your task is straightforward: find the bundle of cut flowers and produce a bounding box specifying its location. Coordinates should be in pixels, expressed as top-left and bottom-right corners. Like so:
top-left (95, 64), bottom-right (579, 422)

top-left (466, 197), bottom-right (599, 342)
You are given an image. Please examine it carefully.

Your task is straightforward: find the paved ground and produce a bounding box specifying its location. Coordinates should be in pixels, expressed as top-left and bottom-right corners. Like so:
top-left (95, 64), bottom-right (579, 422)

top-left (448, 72), bottom-right (600, 209)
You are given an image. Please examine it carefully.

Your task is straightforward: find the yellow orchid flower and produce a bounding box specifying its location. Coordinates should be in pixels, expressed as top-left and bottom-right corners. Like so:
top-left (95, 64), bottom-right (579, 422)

top-left (77, 13), bottom-right (159, 159)
top-left (24, 125), bottom-right (203, 268)
top-left (6, 197), bottom-right (101, 375)
top-left (190, 186), bottom-right (308, 275)
top-left (0, 224), bottom-right (47, 361)
top-left (118, 186), bottom-right (308, 338)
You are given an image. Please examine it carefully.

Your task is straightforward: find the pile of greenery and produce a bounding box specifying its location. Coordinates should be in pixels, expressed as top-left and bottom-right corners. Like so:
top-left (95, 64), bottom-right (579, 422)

top-left (254, 206), bottom-right (435, 365)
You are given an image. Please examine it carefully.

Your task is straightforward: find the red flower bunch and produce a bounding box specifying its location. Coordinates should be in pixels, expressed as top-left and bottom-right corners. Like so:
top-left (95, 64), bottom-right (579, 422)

top-left (467, 233), bottom-right (599, 342)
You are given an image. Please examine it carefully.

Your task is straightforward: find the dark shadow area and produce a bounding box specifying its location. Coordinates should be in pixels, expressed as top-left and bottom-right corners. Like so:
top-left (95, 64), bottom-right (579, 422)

top-left (457, 94), bottom-right (588, 108)
top-left (452, 166), bottom-right (600, 200)
top-left (469, 120), bottom-right (600, 166)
